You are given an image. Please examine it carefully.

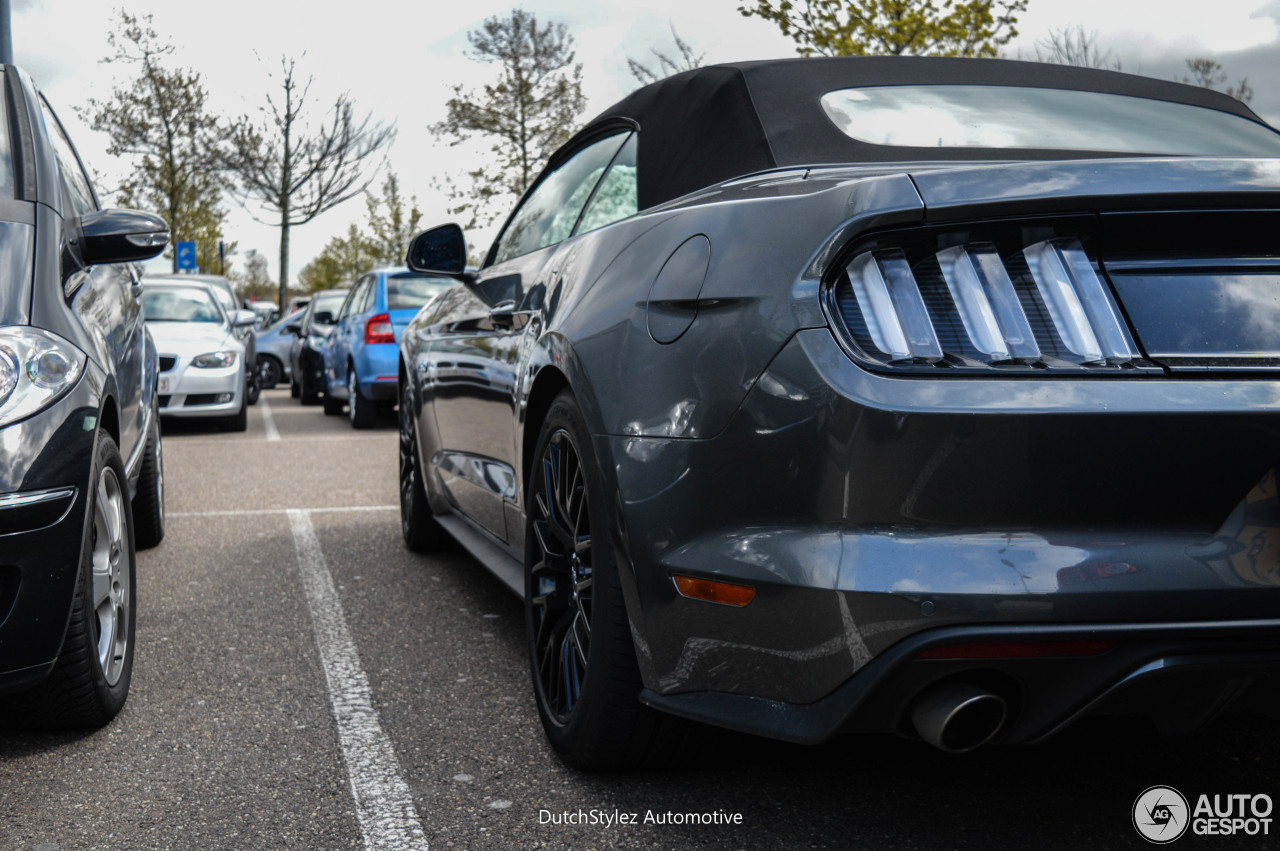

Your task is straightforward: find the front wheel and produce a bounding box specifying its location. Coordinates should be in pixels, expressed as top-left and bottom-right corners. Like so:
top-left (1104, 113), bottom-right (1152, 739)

top-left (525, 390), bottom-right (686, 770)
top-left (258, 356), bottom-right (283, 390)
top-left (0, 433), bottom-right (137, 728)
top-left (221, 399), bottom-right (247, 432)
top-left (131, 405), bottom-right (165, 549)
top-left (399, 381), bottom-right (448, 552)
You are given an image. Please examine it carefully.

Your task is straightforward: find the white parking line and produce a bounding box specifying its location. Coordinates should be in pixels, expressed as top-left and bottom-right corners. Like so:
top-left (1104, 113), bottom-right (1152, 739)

top-left (287, 509), bottom-right (429, 851)
top-left (169, 505), bottom-right (396, 518)
top-left (260, 397), bottom-right (281, 442)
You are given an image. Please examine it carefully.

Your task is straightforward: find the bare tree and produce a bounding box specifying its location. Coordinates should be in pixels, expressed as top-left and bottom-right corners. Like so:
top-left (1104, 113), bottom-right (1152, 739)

top-left (1032, 26), bottom-right (1122, 71)
top-left (1182, 57), bottom-right (1253, 104)
top-left (627, 24), bottom-right (705, 84)
top-left (225, 56), bottom-right (395, 310)
top-left (432, 9), bottom-right (586, 228)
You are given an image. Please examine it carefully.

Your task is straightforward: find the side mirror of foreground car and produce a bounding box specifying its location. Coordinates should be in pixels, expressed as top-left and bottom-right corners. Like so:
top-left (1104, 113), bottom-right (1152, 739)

top-left (233, 309), bottom-right (258, 328)
top-left (407, 223), bottom-right (475, 283)
top-left (75, 209), bottom-right (170, 266)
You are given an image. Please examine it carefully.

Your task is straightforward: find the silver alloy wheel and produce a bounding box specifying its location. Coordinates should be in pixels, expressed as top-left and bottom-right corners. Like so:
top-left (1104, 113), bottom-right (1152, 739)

top-left (91, 465), bottom-right (130, 686)
top-left (154, 425), bottom-right (164, 520)
top-left (347, 369), bottom-right (359, 424)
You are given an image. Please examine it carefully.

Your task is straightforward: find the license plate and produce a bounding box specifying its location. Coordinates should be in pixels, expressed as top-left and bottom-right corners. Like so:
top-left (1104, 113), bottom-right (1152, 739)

top-left (158, 376), bottom-right (170, 394)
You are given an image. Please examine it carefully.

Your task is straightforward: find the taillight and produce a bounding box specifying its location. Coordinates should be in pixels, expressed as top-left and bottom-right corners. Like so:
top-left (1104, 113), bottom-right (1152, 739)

top-left (828, 220), bottom-right (1155, 375)
top-left (365, 313), bottom-right (395, 344)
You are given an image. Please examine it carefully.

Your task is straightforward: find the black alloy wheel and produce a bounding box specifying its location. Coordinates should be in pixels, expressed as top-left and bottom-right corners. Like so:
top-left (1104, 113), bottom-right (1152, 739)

top-left (258, 356), bottom-right (282, 390)
top-left (399, 381), bottom-right (446, 551)
top-left (529, 426), bottom-right (593, 724)
top-left (524, 391), bottom-right (688, 769)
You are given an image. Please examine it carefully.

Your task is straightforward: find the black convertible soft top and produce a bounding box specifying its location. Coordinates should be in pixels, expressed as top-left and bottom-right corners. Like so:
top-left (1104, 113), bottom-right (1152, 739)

top-left (565, 57), bottom-right (1269, 211)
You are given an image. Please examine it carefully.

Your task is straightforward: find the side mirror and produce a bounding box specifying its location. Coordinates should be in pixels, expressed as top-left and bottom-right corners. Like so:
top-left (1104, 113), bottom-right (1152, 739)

top-left (76, 209), bottom-right (169, 265)
top-left (284, 322), bottom-right (302, 337)
top-left (233, 309), bottom-right (258, 328)
top-left (407, 223), bottom-right (474, 282)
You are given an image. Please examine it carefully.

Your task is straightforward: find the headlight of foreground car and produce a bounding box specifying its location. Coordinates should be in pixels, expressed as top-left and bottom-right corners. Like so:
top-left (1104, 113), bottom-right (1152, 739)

top-left (828, 219), bottom-right (1155, 375)
top-left (0, 327), bottom-right (86, 427)
top-left (192, 351), bottom-right (237, 369)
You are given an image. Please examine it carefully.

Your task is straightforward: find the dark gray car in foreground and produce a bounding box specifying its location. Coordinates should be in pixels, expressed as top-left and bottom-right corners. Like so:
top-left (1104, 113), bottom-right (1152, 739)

top-left (398, 57), bottom-right (1280, 768)
top-left (0, 64), bottom-right (168, 726)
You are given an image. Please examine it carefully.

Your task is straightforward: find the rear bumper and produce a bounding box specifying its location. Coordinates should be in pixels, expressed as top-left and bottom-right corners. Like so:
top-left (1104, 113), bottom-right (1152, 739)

top-left (641, 619), bottom-right (1280, 744)
top-left (602, 329), bottom-right (1280, 738)
top-left (355, 343), bottom-right (399, 400)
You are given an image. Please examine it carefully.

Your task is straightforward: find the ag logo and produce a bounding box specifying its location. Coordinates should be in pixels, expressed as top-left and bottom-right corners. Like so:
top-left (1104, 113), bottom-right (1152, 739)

top-left (1134, 786), bottom-right (1190, 843)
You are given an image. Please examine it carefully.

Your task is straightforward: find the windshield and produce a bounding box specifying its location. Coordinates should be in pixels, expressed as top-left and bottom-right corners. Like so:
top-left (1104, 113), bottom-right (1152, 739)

top-left (143, 288), bottom-right (225, 323)
top-left (821, 85), bottom-right (1280, 156)
top-left (309, 293), bottom-right (348, 327)
top-left (387, 274), bottom-right (455, 311)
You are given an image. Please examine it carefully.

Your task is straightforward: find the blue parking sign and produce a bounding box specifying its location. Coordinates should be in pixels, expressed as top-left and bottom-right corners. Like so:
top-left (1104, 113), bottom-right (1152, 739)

top-left (176, 241), bottom-right (196, 271)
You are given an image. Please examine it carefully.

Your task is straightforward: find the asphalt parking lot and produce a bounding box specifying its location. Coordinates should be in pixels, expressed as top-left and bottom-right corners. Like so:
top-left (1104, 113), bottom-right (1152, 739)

top-left (3, 388), bottom-right (1279, 850)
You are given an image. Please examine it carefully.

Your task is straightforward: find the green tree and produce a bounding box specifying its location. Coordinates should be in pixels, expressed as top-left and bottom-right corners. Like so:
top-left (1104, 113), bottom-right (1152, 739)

top-left (364, 172), bottom-right (422, 266)
top-left (432, 8), bottom-right (587, 228)
top-left (296, 224), bottom-right (378, 293)
top-left (81, 11), bottom-right (231, 273)
top-left (225, 56), bottom-right (395, 311)
top-left (738, 0), bottom-right (1027, 58)
top-left (627, 24), bottom-right (705, 84)
top-left (1181, 57), bottom-right (1253, 104)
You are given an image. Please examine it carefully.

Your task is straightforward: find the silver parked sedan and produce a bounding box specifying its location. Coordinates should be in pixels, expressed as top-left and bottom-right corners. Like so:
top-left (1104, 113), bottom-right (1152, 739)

top-left (142, 282), bottom-right (250, 432)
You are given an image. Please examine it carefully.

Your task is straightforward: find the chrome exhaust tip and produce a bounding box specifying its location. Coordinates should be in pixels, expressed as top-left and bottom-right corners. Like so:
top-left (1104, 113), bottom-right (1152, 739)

top-left (911, 683), bottom-right (1008, 753)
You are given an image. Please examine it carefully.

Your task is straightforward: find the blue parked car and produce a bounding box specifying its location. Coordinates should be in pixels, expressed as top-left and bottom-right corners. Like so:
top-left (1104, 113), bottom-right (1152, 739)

top-left (322, 267), bottom-right (455, 427)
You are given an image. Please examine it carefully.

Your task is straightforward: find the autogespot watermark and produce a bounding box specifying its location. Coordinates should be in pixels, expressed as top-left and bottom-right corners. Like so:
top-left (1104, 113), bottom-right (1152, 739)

top-left (538, 808), bottom-right (743, 828)
top-left (1133, 786), bottom-right (1274, 843)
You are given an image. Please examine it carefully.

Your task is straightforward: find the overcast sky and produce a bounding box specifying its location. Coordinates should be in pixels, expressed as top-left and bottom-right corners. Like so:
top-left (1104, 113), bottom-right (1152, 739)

top-left (11, 0), bottom-right (1280, 288)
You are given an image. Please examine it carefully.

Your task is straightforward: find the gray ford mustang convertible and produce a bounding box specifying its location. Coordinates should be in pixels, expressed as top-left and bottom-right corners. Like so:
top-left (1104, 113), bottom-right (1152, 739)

top-left (398, 57), bottom-right (1280, 768)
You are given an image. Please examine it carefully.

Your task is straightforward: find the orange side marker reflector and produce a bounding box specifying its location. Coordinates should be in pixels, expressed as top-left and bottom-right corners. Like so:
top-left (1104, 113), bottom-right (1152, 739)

top-left (672, 575), bottom-right (756, 607)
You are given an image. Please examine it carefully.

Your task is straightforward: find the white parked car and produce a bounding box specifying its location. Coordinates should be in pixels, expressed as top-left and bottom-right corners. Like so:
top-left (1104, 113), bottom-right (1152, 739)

top-left (141, 282), bottom-right (253, 431)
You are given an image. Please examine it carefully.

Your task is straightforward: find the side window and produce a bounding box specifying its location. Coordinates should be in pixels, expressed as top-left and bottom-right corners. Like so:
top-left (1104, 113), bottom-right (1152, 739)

top-left (341, 278), bottom-right (371, 320)
top-left (39, 97), bottom-right (96, 216)
top-left (358, 277), bottom-right (377, 313)
top-left (576, 134), bottom-right (638, 235)
top-left (493, 131), bottom-right (631, 265)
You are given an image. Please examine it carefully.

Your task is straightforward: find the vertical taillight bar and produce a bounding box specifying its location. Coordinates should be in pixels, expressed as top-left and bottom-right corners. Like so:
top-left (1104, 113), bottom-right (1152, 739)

top-left (937, 244), bottom-right (1040, 363)
top-left (1024, 240), bottom-right (1135, 363)
top-left (847, 250), bottom-right (942, 362)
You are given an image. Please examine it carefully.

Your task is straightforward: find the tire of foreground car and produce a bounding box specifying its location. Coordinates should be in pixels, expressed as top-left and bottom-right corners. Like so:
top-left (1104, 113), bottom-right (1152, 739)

top-left (131, 405), bottom-right (165, 549)
top-left (221, 399), bottom-right (248, 432)
top-left (0, 433), bottom-right (137, 728)
top-left (258, 356), bottom-right (282, 390)
top-left (399, 382), bottom-right (449, 552)
top-left (299, 370), bottom-right (320, 405)
top-left (348, 368), bottom-right (376, 429)
top-left (525, 390), bottom-right (689, 770)
top-left (245, 371), bottom-right (261, 406)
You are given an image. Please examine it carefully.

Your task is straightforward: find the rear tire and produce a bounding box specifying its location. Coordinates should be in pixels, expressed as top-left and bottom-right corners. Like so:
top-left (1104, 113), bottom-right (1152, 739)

top-left (290, 376), bottom-right (300, 398)
top-left (348, 368), bottom-right (376, 429)
top-left (0, 433), bottom-right (136, 728)
top-left (322, 395), bottom-right (344, 416)
top-left (131, 406), bottom-right (165, 549)
top-left (400, 381), bottom-right (448, 552)
top-left (525, 390), bottom-right (687, 770)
